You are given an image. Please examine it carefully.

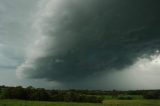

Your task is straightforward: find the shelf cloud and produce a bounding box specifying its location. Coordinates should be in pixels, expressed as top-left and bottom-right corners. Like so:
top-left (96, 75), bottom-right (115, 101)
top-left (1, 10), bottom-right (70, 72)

top-left (16, 0), bottom-right (160, 89)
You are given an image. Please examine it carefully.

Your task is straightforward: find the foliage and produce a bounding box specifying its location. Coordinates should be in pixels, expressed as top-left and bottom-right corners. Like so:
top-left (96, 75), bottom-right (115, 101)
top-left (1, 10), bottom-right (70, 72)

top-left (118, 95), bottom-right (133, 100)
top-left (143, 91), bottom-right (160, 99)
top-left (0, 86), bottom-right (104, 103)
top-left (0, 85), bottom-right (160, 103)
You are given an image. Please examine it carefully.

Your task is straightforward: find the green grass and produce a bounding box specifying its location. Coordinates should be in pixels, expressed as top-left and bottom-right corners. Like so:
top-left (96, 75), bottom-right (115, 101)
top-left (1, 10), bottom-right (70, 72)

top-left (104, 95), bottom-right (143, 100)
top-left (0, 99), bottom-right (160, 106)
top-left (103, 100), bottom-right (160, 106)
top-left (0, 100), bottom-right (104, 106)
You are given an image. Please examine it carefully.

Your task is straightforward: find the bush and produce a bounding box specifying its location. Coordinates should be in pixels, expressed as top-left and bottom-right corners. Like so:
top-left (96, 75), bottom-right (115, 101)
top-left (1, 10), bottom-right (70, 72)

top-left (118, 95), bottom-right (133, 100)
top-left (143, 91), bottom-right (160, 99)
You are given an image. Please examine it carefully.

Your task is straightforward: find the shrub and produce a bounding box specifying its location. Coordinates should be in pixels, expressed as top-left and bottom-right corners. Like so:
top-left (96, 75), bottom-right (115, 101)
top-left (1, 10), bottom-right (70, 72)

top-left (118, 95), bottom-right (133, 100)
top-left (143, 91), bottom-right (160, 99)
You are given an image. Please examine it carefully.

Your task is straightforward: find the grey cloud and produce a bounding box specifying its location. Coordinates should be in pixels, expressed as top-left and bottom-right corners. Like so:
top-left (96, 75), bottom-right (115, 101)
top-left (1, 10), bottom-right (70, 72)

top-left (18, 0), bottom-right (160, 88)
top-left (0, 0), bottom-right (39, 70)
top-left (0, 0), bottom-right (38, 47)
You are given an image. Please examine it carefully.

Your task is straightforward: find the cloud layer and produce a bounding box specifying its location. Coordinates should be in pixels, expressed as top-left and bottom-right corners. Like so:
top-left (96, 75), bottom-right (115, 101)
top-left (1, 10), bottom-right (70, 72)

top-left (0, 0), bottom-right (38, 71)
top-left (17, 0), bottom-right (160, 88)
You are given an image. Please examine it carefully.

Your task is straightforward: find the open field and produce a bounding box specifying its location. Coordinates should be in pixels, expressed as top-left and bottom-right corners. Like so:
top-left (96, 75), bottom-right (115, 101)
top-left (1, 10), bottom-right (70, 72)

top-left (0, 99), bottom-right (160, 106)
top-left (103, 100), bottom-right (160, 106)
top-left (104, 95), bottom-right (144, 100)
top-left (0, 100), bottom-right (103, 106)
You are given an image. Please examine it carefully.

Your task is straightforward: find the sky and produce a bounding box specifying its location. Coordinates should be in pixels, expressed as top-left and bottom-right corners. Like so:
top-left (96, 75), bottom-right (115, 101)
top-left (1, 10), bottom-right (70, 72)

top-left (0, 0), bottom-right (160, 90)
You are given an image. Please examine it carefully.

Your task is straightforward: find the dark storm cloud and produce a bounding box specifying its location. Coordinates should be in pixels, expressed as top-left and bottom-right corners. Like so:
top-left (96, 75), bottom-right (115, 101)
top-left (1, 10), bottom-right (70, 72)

top-left (17, 0), bottom-right (160, 87)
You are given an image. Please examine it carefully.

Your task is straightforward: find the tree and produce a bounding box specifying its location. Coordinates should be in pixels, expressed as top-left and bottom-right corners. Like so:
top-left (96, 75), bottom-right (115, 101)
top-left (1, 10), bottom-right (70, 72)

top-left (143, 91), bottom-right (160, 99)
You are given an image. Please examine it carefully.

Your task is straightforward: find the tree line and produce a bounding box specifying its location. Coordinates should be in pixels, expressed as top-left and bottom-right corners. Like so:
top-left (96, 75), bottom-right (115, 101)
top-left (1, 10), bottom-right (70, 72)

top-left (0, 85), bottom-right (159, 102)
top-left (0, 86), bottom-right (104, 103)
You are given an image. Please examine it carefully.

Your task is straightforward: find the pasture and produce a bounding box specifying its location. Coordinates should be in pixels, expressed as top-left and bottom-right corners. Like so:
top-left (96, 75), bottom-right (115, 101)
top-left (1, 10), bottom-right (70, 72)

top-left (0, 99), bottom-right (160, 106)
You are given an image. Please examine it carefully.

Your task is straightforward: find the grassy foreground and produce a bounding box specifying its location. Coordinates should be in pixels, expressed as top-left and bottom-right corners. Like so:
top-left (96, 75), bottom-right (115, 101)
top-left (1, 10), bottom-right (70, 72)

top-left (104, 100), bottom-right (160, 106)
top-left (0, 100), bottom-right (103, 106)
top-left (0, 99), bottom-right (160, 106)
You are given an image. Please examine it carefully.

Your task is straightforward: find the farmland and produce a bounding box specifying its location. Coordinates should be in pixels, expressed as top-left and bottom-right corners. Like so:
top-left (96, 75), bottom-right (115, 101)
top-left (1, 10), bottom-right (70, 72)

top-left (0, 99), bottom-right (160, 106)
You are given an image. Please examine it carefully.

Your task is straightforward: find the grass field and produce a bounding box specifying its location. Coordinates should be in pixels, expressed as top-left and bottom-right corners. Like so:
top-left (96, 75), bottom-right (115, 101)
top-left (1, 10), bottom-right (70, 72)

top-left (0, 99), bottom-right (160, 106)
top-left (104, 95), bottom-right (143, 100)
top-left (103, 100), bottom-right (160, 106)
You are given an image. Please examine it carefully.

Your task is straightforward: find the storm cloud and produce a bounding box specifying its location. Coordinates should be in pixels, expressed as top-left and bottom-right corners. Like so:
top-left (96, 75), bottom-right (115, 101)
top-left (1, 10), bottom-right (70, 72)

top-left (17, 0), bottom-right (160, 88)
